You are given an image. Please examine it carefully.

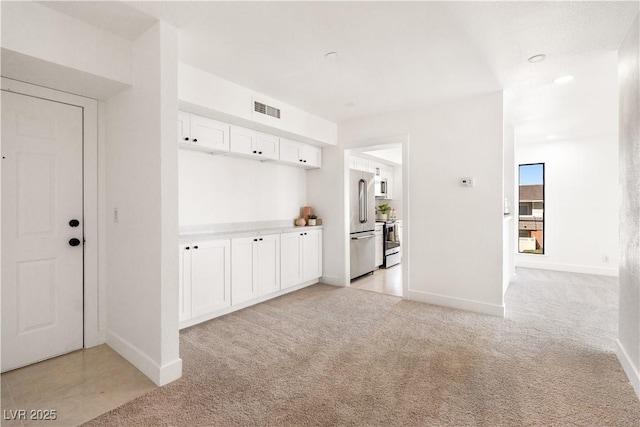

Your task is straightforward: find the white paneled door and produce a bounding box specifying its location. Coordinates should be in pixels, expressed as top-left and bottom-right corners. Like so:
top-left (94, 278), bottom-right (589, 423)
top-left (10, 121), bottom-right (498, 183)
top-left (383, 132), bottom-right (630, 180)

top-left (1, 90), bottom-right (84, 372)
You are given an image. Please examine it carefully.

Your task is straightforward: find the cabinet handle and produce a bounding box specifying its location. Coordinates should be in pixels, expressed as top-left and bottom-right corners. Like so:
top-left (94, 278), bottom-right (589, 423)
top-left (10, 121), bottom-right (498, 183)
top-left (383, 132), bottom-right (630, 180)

top-left (259, 238), bottom-right (263, 241)
top-left (303, 160), bottom-right (307, 163)
top-left (193, 138), bottom-right (198, 142)
top-left (253, 150), bottom-right (257, 154)
top-left (258, 151), bottom-right (263, 155)
top-left (299, 159), bottom-right (303, 162)
top-left (193, 245), bottom-right (198, 249)
top-left (304, 233), bottom-right (307, 236)
top-left (184, 137), bottom-right (189, 141)
top-left (253, 238), bottom-right (258, 242)
top-left (300, 233), bottom-right (304, 236)
top-left (185, 246), bottom-right (190, 250)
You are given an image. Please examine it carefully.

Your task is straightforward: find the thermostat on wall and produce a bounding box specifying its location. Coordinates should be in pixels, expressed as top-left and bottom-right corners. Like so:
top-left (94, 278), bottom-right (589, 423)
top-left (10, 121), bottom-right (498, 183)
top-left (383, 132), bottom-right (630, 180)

top-left (460, 177), bottom-right (474, 187)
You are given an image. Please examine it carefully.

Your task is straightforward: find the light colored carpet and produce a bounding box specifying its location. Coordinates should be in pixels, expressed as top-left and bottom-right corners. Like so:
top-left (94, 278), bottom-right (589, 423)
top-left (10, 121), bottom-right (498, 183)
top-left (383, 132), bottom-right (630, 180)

top-left (83, 268), bottom-right (640, 426)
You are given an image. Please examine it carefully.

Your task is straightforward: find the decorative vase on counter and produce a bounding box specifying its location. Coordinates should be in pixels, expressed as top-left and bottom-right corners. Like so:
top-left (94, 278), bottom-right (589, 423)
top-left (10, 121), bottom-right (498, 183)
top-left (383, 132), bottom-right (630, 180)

top-left (295, 217), bottom-right (306, 227)
top-left (302, 206), bottom-right (313, 220)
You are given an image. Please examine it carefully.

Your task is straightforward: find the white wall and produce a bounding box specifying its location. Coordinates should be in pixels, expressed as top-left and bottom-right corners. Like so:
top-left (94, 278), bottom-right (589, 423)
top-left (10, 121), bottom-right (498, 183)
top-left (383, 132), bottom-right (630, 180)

top-left (307, 146), bottom-right (348, 286)
top-left (105, 22), bottom-right (181, 386)
top-left (179, 151), bottom-right (307, 226)
top-left (179, 63), bottom-right (337, 146)
top-left (617, 13), bottom-right (640, 399)
top-left (503, 122), bottom-right (516, 294)
top-left (311, 92), bottom-right (505, 316)
top-left (515, 135), bottom-right (619, 276)
top-left (1, 1), bottom-right (132, 98)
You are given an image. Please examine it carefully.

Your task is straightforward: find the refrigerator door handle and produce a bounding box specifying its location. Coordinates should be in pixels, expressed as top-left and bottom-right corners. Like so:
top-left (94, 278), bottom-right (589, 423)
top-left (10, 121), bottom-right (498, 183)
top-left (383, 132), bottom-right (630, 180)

top-left (359, 178), bottom-right (367, 223)
top-left (351, 235), bottom-right (375, 240)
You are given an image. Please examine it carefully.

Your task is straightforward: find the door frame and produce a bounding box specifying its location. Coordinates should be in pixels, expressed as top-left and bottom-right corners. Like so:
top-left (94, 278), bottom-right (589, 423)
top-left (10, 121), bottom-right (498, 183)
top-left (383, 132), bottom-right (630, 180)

top-left (1, 77), bottom-right (101, 348)
top-left (343, 134), bottom-right (410, 299)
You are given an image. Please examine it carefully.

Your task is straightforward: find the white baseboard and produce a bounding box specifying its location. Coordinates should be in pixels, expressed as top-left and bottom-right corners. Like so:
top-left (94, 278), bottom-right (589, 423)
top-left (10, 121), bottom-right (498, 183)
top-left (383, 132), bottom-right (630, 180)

top-left (106, 330), bottom-right (182, 386)
top-left (616, 339), bottom-right (640, 400)
top-left (407, 290), bottom-right (505, 318)
top-left (516, 258), bottom-right (618, 277)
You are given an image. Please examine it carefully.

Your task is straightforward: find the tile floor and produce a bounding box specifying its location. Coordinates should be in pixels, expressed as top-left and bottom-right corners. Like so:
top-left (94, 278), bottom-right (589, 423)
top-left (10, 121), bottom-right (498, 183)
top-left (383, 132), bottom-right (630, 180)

top-left (1, 345), bottom-right (156, 427)
top-left (349, 264), bottom-right (402, 296)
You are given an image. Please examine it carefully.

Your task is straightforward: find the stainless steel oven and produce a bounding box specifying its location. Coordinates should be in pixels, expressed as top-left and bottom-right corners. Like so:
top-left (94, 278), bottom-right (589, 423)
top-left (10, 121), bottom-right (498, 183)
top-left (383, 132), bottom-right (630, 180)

top-left (382, 221), bottom-right (401, 268)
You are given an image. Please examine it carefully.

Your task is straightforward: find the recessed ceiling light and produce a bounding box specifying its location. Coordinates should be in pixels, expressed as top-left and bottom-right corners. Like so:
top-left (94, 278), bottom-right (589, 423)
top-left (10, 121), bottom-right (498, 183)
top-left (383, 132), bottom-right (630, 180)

top-left (528, 54), bottom-right (546, 63)
top-left (344, 102), bottom-right (355, 107)
top-left (553, 75), bottom-right (574, 84)
top-left (325, 51), bottom-right (339, 61)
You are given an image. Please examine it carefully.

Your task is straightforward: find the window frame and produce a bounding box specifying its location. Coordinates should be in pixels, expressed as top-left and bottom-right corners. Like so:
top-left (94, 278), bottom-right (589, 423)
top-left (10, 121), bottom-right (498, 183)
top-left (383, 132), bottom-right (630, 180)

top-left (518, 162), bottom-right (545, 255)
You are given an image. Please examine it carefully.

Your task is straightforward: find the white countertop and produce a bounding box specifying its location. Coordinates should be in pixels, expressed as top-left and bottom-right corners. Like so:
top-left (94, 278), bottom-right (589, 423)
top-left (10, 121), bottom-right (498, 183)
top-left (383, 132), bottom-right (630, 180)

top-left (179, 220), bottom-right (323, 243)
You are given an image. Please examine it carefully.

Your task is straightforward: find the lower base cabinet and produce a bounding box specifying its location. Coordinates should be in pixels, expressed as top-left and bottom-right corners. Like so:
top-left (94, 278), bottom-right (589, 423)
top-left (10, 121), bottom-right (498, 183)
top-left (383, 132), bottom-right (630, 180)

top-left (281, 229), bottom-right (322, 289)
top-left (231, 234), bottom-right (281, 305)
top-left (179, 228), bottom-right (321, 328)
top-left (179, 239), bottom-right (231, 323)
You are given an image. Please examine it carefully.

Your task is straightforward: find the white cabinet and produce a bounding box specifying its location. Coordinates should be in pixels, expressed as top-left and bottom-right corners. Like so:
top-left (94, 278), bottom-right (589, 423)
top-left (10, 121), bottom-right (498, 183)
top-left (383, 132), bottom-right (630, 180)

top-left (303, 229), bottom-right (322, 281)
top-left (179, 239), bottom-right (231, 324)
top-left (178, 112), bottom-right (230, 153)
top-left (231, 234), bottom-right (281, 304)
top-left (281, 229), bottom-right (323, 289)
top-left (375, 223), bottom-right (384, 267)
top-left (281, 232), bottom-right (303, 288)
top-left (280, 138), bottom-right (322, 168)
top-left (230, 125), bottom-right (279, 160)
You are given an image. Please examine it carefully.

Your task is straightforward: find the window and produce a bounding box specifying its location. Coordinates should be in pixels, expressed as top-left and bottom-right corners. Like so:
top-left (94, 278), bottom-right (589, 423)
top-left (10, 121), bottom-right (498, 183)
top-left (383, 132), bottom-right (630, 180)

top-left (518, 163), bottom-right (544, 254)
top-left (519, 204), bottom-right (531, 216)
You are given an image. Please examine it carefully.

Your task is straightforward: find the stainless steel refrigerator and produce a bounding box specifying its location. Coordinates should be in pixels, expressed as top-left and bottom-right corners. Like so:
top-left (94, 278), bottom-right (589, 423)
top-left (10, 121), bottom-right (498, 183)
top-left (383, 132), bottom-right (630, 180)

top-left (350, 170), bottom-right (376, 280)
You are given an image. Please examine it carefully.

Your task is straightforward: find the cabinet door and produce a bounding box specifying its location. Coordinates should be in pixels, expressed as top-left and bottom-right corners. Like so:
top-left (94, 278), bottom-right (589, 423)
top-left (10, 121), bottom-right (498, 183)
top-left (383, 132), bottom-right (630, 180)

top-left (190, 240), bottom-right (231, 317)
top-left (375, 234), bottom-right (383, 267)
top-left (178, 112), bottom-right (191, 146)
top-left (230, 125), bottom-right (256, 156)
top-left (281, 232), bottom-right (303, 289)
top-left (190, 115), bottom-right (230, 152)
top-left (302, 145), bottom-right (322, 168)
top-left (256, 132), bottom-right (280, 160)
top-left (178, 244), bottom-right (192, 322)
top-left (256, 234), bottom-right (280, 296)
top-left (279, 138), bottom-right (302, 164)
top-left (231, 237), bottom-right (257, 305)
top-left (303, 229), bottom-right (322, 281)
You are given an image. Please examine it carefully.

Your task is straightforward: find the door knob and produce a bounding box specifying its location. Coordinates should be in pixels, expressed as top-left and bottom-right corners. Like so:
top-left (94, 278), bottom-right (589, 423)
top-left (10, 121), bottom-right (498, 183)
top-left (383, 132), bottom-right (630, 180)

top-left (69, 238), bottom-right (81, 247)
top-left (69, 219), bottom-right (80, 227)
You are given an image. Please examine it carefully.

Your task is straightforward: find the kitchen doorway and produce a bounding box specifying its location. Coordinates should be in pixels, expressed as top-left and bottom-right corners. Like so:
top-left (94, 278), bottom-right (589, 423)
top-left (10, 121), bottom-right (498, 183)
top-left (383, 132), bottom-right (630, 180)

top-left (345, 140), bottom-right (407, 298)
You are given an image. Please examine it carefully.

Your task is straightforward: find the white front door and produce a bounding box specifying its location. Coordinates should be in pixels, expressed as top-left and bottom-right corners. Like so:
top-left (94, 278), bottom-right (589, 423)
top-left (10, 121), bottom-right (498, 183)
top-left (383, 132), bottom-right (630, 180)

top-left (1, 90), bottom-right (84, 372)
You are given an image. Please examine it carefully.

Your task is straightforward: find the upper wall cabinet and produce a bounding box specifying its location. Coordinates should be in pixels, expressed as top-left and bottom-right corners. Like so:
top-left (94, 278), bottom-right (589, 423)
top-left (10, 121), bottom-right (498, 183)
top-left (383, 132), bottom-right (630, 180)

top-left (280, 138), bottom-right (322, 169)
top-left (230, 125), bottom-right (279, 160)
top-left (179, 112), bottom-right (322, 169)
top-left (178, 112), bottom-right (230, 154)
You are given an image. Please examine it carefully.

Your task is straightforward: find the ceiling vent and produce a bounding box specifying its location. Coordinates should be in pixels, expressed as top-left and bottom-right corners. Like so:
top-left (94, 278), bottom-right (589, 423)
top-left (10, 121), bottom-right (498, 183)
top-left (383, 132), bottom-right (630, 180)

top-left (254, 101), bottom-right (281, 119)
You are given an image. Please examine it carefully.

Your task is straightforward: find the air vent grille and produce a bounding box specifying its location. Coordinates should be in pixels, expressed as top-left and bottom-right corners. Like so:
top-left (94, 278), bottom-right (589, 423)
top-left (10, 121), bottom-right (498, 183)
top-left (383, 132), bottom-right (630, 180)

top-left (254, 101), bottom-right (281, 119)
